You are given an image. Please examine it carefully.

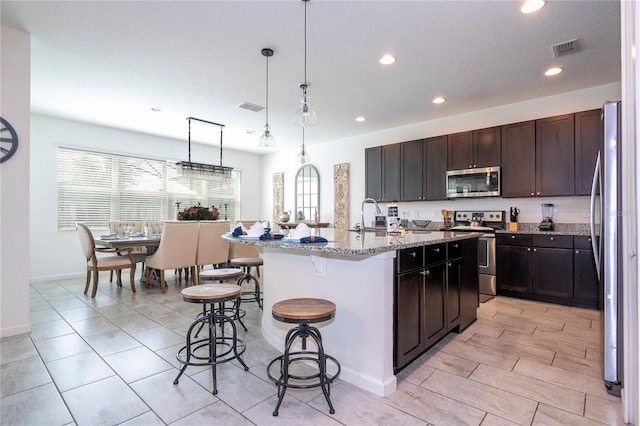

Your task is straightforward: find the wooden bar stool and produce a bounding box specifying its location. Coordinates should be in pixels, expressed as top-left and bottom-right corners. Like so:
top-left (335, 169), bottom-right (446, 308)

top-left (174, 284), bottom-right (249, 394)
top-left (198, 268), bottom-right (247, 332)
top-left (267, 298), bottom-right (341, 416)
top-left (229, 257), bottom-right (264, 309)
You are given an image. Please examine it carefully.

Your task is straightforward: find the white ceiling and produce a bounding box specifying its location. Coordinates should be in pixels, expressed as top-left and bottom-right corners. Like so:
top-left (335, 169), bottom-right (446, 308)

top-left (1, 1), bottom-right (621, 154)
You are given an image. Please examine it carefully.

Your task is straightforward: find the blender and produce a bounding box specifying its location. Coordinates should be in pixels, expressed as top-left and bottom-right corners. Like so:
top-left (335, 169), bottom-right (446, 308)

top-left (539, 203), bottom-right (555, 231)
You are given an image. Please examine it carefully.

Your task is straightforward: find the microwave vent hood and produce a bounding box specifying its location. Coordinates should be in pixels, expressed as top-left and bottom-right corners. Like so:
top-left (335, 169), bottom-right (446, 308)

top-left (446, 166), bottom-right (500, 198)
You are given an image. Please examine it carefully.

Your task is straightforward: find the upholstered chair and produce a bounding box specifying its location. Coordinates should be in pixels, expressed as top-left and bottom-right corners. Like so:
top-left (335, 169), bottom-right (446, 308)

top-left (195, 221), bottom-right (231, 284)
top-left (108, 220), bottom-right (146, 280)
top-left (76, 223), bottom-right (137, 298)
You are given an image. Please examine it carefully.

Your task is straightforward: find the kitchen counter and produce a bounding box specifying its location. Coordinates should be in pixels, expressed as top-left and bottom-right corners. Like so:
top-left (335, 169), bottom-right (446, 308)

top-left (223, 229), bottom-right (480, 397)
top-left (496, 222), bottom-right (592, 236)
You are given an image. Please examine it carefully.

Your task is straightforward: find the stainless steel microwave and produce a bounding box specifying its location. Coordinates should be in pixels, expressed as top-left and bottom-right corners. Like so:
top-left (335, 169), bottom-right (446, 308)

top-left (446, 166), bottom-right (500, 198)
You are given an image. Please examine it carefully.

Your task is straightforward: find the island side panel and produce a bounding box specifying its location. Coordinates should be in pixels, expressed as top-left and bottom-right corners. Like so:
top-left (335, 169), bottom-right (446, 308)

top-left (259, 246), bottom-right (398, 397)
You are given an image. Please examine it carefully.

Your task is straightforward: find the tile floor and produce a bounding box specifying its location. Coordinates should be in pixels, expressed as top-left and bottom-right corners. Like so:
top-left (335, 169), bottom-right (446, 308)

top-left (1, 272), bottom-right (624, 425)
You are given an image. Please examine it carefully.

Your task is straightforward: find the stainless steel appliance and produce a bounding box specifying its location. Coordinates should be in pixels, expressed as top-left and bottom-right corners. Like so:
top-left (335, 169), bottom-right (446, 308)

top-left (448, 210), bottom-right (505, 296)
top-left (446, 166), bottom-right (500, 198)
top-left (539, 203), bottom-right (555, 231)
top-left (590, 100), bottom-right (623, 397)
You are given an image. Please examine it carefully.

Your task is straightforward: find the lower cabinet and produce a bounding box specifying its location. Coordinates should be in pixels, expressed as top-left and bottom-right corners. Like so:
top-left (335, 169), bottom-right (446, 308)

top-left (394, 239), bottom-right (478, 371)
top-left (497, 233), bottom-right (599, 309)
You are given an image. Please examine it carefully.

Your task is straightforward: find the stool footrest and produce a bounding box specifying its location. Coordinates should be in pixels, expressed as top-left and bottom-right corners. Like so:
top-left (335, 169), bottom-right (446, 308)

top-left (267, 351), bottom-right (340, 389)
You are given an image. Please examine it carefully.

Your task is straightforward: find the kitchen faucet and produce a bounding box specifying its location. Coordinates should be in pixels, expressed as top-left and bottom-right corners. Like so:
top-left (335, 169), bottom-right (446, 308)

top-left (361, 198), bottom-right (382, 231)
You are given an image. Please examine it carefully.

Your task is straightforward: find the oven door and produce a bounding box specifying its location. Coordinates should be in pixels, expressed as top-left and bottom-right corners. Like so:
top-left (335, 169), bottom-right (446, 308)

top-left (478, 235), bottom-right (496, 295)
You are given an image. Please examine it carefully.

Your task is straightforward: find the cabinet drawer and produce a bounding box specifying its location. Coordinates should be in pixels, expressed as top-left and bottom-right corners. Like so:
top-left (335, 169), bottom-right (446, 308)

top-left (497, 233), bottom-right (531, 247)
top-left (447, 241), bottom-right (463, 259)
top-left (532, 234), bottom-right (573, 249)
top-left (397, 246), bottom-right (423, 273)
top-left (574, 235), bottom-right (596, 250)
top-left (425, 243), bottom-right (446, 265)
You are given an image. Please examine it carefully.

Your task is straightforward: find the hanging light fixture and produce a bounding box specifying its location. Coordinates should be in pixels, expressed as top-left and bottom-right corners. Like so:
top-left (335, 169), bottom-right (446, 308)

top-left (296, 127), bottom-right (310, 164)
top-left (176, 117), bottom-right (233, 178)
top-left (294, 0), bottom-right (317, 127)
top-left (258, 48), bottom-right (276, 147)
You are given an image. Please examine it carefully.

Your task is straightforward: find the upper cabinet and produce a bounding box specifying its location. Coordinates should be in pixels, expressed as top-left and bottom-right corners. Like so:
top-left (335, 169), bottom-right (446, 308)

top-left (535, 114), bottom-right (575, 196)
top-left (501, 121), bottom-right (536, 197)
top-left (447, 127), bottom-right (500, 170)
top-left (502, 114), bottom-right (576, 198)
top-left (401, 136), bottom-right (447, 201)
top-left (574, 109), bottom-right (603, 195)
top-left (365, 144), bottom-right (401, 202)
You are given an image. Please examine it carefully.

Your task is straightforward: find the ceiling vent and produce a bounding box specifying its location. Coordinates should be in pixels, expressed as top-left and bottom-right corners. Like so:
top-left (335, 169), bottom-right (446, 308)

top-left (552, 39), bottom-right (579, 58)
top-left (238, 101), bottom-right (264, 112)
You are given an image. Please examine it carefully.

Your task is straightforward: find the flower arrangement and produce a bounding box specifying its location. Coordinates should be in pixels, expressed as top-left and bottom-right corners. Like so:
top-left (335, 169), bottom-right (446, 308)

top-left (178, 203), bottom-right (220, 221)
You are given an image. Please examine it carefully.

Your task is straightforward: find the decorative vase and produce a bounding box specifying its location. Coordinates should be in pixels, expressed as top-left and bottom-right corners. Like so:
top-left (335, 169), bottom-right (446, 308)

top-left (296, 210), bottom-right (305, 221)
top-left (278, 211), bottom-right (290, 222)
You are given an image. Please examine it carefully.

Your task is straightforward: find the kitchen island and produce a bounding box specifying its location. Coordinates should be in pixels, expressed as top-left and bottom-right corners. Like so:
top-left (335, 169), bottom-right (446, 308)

top-left (223, 229), bottom-right (480, 397)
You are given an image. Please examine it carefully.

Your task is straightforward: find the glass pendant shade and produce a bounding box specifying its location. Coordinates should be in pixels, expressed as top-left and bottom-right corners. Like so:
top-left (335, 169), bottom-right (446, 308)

top-left (297, 148), bottom-right (310, 164)
top-left (293, 88), bottom-right (317, 127)
top-left (258, 124), bottom-right (276, 147)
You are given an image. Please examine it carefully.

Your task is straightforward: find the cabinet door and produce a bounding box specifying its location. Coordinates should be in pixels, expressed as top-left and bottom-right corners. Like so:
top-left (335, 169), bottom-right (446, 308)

top-left (458, 238), bottom-right (479, 330)
top-left (447, 258), bottom-right (461, 329)
top-left (473, 127), bottom-right (501, 168)
top-left (531, 247), bottom-right (573, 298)
top-left (401, 139), bottom-right (423, 201)
top-left (394, 270), bottom-right (425, 368)
top-left (497, 245), bottom-right (531, 293)
top-left (424, 135), bottom-right (447, 200)
top-left (424, 263), bottom-right (447, 346)
top-left (574, 248), bottom-right (599, 309)
top-left (575, 109), bottom-right (604, 195)
top-left (535, 114), bottom-right (575, 196)
top-left (447, 131), bottom-right (473, 170)
top-left (382, 144), bottom-right (401, 201)
top-left (501, 121), bottom-right (536, 197)
top-left (365, 147), bottom-right (382, 201)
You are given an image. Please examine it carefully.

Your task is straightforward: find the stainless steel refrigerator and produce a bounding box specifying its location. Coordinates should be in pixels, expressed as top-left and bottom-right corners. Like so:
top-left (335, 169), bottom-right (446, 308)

top-left (590, 100), bottom-right (623, 397)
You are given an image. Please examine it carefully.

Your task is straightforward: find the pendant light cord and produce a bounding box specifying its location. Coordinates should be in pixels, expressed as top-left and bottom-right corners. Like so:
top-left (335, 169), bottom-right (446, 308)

top-left (265, 53), bottom-right (270, 127)
top-left (304, 0), bottom-right (308, 85)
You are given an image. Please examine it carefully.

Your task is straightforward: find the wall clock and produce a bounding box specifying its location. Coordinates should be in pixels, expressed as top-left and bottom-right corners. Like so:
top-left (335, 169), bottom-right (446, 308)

top-left (1, 116), bottom-right (19, 163)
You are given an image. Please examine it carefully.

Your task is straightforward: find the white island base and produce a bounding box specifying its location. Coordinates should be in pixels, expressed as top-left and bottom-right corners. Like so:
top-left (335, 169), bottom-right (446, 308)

top-left (259, 247), bottom-right (398, 397)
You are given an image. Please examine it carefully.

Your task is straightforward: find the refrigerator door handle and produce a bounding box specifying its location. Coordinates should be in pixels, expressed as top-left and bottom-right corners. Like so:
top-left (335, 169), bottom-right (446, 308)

top-left (590, 151), bottom-right (602, 279)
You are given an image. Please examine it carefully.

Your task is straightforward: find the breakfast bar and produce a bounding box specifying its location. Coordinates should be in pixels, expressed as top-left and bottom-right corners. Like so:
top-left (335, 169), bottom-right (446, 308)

top-left (223, 229), bottom-right (480, 397)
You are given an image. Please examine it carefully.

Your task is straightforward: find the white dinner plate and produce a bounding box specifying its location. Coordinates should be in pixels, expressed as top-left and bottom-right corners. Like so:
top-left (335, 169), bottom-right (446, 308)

top-left (238, 235), bottom-right (261, 240)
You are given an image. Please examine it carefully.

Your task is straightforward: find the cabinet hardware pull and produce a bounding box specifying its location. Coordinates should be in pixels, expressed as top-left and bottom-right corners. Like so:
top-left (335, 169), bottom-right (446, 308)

top-left (410, 252), bottom-right (417, 258)
top-left (433, 248), bottom-right (440, 253)
top-left (550, 236), bottom-right (554, 241)
top-left (533, 248), bottom-right (538, 252)
top-left (448, 263), bottom-right (452, 267)
top-left (420, 270), bottom-right (430, 276)
top-left (511, 235), bottom-right (516, 239)
top-left (530, 192), bottom-right (535, 196)
top-left (453, 244), bottom-right (458, 248)
top-left (527, 248), bottom-right (531, 251)
top-left (576, 250), bottom-right (579, 254)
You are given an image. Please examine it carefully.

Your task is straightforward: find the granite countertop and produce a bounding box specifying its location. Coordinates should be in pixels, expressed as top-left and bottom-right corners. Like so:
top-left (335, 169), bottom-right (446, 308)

top-left (495, 223), bottom-right (593, 236)
top-left (222, 229), bottom-right (481, 256)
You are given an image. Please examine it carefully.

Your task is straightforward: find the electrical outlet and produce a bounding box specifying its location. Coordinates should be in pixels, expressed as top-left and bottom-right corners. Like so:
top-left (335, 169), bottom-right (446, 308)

top-left (582, 209), bottom-right (590, 218)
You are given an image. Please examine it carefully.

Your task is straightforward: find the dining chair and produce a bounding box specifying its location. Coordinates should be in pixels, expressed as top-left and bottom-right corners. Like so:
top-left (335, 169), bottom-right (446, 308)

top-left (145, 221), bottom-right (199, 293)
top-left (108, 220), bottom-right (147, 281)
top-left (76, 222), bottom-right (137, 298)
top-left (195, 221), bottom-right (231, 284)
top-left (146, 220), bottom-right (165, 236)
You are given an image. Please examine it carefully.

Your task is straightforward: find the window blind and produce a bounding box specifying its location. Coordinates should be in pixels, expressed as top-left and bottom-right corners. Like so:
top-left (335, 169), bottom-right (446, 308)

top-left (57, 147), bottom-right (240, 230)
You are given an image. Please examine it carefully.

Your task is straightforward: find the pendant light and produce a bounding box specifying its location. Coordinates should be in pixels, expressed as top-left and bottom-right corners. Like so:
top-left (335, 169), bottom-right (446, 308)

top-left (258, 48), bottom-right (276, 147)
top-left (294, 0), bottom-right (317, 127)
top-left (296, 127), bottom-right (310, 164)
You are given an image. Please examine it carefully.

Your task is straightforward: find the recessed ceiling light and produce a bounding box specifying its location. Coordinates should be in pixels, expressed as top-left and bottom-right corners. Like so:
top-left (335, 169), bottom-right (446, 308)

top-left (432, 97), bottom-right (446, 104)
top-left (379, 54), bottom-right (397, 65)
top-left (544, 67), bottom-right (563, 76)
top-left (150, 107), bottom-right (162, 112)
top-left (520, 0), bottom-right (545, 14)
top-left (355, 116), bottom-right (367, 122)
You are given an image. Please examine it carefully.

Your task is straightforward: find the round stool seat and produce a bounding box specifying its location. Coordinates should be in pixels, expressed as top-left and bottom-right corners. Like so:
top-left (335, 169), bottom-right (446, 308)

top-left (230, 257), bottom-right (263, 266)
top-left (181, 284), bottom-right (240, 303)
top-left (199, 268), bottom-right (243, 281)
top-left (272, 298), bottom-right (336, 324)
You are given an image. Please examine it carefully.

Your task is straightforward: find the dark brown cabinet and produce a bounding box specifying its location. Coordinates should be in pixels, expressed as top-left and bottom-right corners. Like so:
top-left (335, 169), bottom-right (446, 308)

top-left (497, 233), bottom-right (598, 309)
top-left (501, 121), bottom-right (536, 197)
top-left (575, 109), bottom-right (604, 195)
top-left (365, 144), bottom-right (401, 202)
top-left (394, 239), bottom-right (479, 370)
top-left (400, 136), bottom-right (447, 201)
top-left (447, 127), bottom-right (500, 170)
top-left (536, 114), bottom-right (575, 196)
top-left (573, 236), bottom-right (600, 309)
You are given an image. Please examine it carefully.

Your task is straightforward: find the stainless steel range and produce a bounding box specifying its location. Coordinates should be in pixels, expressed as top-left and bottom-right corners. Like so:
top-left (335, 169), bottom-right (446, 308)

top-left (448, 210), bottom-right (505, 296)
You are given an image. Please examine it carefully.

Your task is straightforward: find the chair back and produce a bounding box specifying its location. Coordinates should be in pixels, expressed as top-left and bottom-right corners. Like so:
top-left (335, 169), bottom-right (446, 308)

top-left (196, 221), bottom-right (231, 266)
top-left (146, 221), bottom-right (165, 235)
top-left (146, 221), bottom-right (199, 270)
top-left (109, 220), bottom-right (144, 237)
top-left (76, 223), bottom-right (95, 260)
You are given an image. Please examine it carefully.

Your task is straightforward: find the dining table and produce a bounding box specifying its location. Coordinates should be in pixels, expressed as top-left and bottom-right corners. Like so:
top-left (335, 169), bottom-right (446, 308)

top-left (95, 235), bottom-right (162, 285)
